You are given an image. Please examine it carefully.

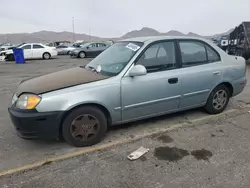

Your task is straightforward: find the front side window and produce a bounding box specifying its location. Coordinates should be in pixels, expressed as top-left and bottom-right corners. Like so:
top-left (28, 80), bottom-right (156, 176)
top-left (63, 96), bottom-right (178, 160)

top-left (33, 44), bottom-right (44, 49)
top-left (21, 45), bottom-right (31, 50)
top-left (86, 41), bottom-right (143, 76)
top-left (88, 43), bottom-right (97, 48)
top-left (136, 41), bottom-right (176, 73)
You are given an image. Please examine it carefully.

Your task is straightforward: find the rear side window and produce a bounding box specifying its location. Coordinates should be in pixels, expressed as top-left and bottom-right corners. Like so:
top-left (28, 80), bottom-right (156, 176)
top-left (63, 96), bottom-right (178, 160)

top-left (97, 43), bottom-right (106, 47)
top-left (179, 41), bottom-right (206, 67)
top-left (206, 45), bottom-right (220, 62)
top-left (56, 45), bottom-right (66, 49)
top-left (33, 44), bottom-right (44, 49)
top-left (179, 40), bottom-right (220, 67)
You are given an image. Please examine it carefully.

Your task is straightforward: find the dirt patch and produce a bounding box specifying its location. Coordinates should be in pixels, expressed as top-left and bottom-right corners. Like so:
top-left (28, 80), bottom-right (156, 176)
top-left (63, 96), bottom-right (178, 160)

top-left (154, 146), bottom-right (189, 162)
top-left (157, 135), bottom-right (173, 143)
top-left (191, 149), bottom-right (213, 161)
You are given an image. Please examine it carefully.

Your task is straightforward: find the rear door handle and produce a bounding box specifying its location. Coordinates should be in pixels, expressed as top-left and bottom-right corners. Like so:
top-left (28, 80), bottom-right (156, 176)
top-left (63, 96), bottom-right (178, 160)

top-left (213, 71), bottom-right (221, 75)
top-left (168, 78), bottom-right (178, 84)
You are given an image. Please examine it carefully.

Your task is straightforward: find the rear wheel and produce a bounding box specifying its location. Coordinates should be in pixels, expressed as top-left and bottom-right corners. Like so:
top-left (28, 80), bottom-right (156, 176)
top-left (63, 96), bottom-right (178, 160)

top-left (204, 85), bottom-right (230, 114)
top-left (62, 106), bottom-right (107, 147)
top-left (79, 51), bottom-right (86, 58)
top-left (43, 52), bottom-right (51, 60)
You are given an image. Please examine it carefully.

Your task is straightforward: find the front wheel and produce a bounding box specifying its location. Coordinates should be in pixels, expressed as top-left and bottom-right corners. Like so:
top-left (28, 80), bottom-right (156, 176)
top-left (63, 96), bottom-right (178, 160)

top-left (43, 52), bottom-right (51, 60)
top-left (62, 106), bottom-right (107, 147)
top-left (204, 85), bottom-right (230, 114)
top-left (7, 54), bottom-right (15, 61)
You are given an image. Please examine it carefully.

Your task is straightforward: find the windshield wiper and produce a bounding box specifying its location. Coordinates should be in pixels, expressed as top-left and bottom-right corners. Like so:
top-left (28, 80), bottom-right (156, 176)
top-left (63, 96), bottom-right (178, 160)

top-left (86, 65), bottom-right (99, 73)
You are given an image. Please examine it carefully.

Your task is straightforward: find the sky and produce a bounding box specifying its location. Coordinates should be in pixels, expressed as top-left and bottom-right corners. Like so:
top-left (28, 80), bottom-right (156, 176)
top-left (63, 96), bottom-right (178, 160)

top-left (0, 0), bottom-right (249, 37)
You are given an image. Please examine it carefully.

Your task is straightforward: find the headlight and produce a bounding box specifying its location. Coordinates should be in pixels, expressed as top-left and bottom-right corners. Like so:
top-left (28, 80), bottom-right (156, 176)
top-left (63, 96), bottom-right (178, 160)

top-left (16, 94), bottom-right (41, 110)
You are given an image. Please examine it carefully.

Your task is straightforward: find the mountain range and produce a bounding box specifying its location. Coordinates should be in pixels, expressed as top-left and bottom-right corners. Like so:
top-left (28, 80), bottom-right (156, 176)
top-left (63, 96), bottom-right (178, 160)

top-left (0, 27), bottom-right (233, 44)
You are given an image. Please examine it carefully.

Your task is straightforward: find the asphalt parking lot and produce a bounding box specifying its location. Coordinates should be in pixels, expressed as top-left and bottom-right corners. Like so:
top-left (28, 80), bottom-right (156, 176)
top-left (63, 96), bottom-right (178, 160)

top-left (0, 56), bottom-right (250, 185)
top-left (1, 110), bottom-right (250, 188)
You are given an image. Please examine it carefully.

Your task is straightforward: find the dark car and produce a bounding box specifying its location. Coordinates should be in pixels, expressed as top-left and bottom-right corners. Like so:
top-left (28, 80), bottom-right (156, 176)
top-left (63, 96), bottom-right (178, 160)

top-left (70, 42), bottom-right (110, 58)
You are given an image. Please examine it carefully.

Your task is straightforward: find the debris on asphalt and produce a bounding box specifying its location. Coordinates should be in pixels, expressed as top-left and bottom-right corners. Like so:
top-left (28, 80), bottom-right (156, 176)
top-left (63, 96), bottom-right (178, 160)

top-left (127, 146), bottom-right (149, 161)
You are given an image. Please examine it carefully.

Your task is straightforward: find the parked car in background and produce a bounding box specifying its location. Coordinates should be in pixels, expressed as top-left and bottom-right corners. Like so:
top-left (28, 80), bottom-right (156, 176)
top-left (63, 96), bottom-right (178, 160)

top-left (1, 43), bottom-right (58, 61)
top-left (56, 44), bottom-right (76, 55)
top-left (72, 42), bottom-right (88, 48)
top-left (0, 44), bottom-right (15, 51)
top-left (8, 36), bottom-right (247, 147)
top-left (0, 43), bottom-right (25, 56)
top-left (70, 42), bottom-right (110, 58)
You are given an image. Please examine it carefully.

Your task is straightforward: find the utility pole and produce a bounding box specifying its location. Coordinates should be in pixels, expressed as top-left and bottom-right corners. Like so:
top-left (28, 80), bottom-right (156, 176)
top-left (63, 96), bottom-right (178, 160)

top-left (72, 17), bottom-right (75, 42)
top-left (89, 28), bottom-right (91, 41)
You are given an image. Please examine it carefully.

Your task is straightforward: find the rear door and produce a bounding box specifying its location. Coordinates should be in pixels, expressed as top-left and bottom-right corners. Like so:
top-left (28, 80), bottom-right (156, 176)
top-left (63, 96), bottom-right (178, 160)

top-left (86, 43), bottom-right (98, 57)
top-left (32, 44), bottom-right (45, 58)
top-left (56, 45), bottom-right (66, 54)
top-left (21, 44), bottom-right (32, 59)
top-left (177, 40), bottom-right (222, 108)
top-left (96, 43), bottom-right (107, 55)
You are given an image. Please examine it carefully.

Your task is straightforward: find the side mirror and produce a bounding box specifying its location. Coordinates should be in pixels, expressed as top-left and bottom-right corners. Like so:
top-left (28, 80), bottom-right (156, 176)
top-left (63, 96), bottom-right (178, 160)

top-left (86, 46), bottom-right (89, 49)
top-left (129, 65), bottom-right (147, 77)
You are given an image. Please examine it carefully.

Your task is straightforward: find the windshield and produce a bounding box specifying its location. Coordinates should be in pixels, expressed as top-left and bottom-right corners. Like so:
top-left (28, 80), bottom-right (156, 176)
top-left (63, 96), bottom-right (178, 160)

top-left (15, 43), bottom-right (25, 48)
top-left (85, 41), bottom-right (143, 76)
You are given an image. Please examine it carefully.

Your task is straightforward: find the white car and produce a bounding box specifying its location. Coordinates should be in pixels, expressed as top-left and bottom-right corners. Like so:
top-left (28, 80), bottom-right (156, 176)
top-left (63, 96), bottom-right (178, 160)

top-left (0, 43), bottom-right (58, 61)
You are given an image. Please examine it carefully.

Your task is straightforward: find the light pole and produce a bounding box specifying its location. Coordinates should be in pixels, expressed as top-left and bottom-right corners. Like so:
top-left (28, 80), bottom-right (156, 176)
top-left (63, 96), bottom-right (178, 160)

top-left (72, 17), bottom-right (75, 42)
top-left (89, 28), bottom-right (91, 41)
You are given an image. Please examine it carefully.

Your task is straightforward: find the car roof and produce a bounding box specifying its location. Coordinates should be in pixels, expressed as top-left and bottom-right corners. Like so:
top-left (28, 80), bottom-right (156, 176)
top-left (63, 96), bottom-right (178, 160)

top-left (21, 43), bottom-right (44, 45)
top-left (120, 36), bottom-right (209, 43)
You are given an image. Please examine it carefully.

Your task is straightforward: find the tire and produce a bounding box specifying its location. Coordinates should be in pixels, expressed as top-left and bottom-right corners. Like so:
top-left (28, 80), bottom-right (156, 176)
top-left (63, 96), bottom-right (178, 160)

top-left (67, 51), bottom-right (70, 55)
top-left (79, 51), bottom-right (86, 58)
top-left (43, 52), bottom-right (51, 60)
top-left (8, 54), bottom-right (15, 61)
top-left (62, 106), bottom-right (107, 147)
top-left (204, 85), bottom-right (230, 114)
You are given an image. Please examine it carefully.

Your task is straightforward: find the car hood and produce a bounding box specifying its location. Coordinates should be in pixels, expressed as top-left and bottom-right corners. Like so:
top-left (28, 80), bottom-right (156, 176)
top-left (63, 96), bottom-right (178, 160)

top-left (15, 66), bottom-right (109, 96)
top-left (4, 49), bottom-right (13, 54)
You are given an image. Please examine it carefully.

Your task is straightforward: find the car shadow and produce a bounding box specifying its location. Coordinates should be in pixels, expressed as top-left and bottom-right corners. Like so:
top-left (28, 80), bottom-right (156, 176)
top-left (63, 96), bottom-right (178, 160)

top-left (108, 107), bottom-right (205, 132)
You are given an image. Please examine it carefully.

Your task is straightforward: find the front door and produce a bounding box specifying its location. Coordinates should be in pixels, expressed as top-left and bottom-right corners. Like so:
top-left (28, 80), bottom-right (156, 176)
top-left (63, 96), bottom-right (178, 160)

top-left (177, 40), bottom-right (223, 108)
top-left (21, 44), bottom-right (33, 59)
top-left (121, 41), bottom-right (182, 122)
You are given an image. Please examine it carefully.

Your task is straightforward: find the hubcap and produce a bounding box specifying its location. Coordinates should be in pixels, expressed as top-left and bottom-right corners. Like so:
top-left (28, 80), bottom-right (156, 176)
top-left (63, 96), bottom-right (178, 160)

top-left (44, 54), bottom-right (49, 59)
top-left (80, 52), bottom-right (85, 58)
top-left (70, 114), bottom-right (100, 141)
top-left (212, 90), bottom-right (227, 110)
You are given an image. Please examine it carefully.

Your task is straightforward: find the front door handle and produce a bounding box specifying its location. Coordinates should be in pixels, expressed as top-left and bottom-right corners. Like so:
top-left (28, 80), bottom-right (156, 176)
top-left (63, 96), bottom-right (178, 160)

top-left (213, 71), bottom-right (221, 75)
top-left (168, 78), bottom-right (178, 84)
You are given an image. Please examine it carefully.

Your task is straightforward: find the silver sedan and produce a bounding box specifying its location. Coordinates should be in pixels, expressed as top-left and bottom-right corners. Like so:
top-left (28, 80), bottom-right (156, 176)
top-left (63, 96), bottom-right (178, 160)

top-left (56, 45), bottom-right (76, 55)
top-left (8, 36), bottom-right (247, 147)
